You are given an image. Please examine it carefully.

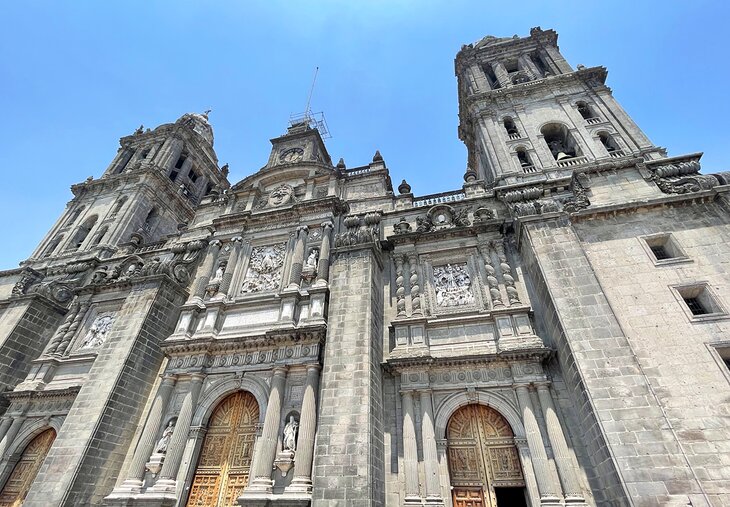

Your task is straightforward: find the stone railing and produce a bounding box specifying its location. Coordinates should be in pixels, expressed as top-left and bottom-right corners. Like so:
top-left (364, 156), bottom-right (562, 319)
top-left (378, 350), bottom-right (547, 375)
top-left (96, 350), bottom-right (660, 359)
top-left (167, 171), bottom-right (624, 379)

top-left (608, 150), bottom-right (626, 158)
top-left (345, 166), bottom-right (372, 176)
top-left (522, 164), bottom-right (540, 174)
top-left (556, 155), bottom-right (589, 168)
top-left (412, 190), bottom-right (466, 208)
top-left (585, 117), bottom-right (602, 125)
top-left (508, 132), bottom-right (522, 140)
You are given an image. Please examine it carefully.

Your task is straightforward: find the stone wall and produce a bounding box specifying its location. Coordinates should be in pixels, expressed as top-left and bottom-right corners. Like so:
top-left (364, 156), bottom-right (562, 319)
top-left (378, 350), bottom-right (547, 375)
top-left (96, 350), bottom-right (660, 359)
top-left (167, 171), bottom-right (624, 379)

top-left (312, 247), bottom-right (385, 507)
top-left (22, 278), bottom-right (186, 506)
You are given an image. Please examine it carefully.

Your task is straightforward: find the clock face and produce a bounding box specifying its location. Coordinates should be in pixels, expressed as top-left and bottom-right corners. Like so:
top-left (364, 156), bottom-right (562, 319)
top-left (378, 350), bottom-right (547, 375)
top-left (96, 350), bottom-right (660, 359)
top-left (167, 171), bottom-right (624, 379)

top-left (280, 148), bottom-right (304, 163)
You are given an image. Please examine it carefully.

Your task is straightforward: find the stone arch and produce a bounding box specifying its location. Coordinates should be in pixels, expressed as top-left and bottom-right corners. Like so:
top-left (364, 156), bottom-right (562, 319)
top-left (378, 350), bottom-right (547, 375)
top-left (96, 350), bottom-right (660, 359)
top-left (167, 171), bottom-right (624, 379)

top-left (434, 390), bottom-right (525, 440)
top-left (192, 376), bottom-right (269, 428)
top-left (5, 416), bottom-right (63, 460)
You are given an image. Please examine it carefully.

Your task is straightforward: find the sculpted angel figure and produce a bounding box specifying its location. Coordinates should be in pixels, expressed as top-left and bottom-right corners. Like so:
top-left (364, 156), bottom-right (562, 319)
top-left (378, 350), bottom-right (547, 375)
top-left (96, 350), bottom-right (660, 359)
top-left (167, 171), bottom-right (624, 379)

top-left (155, 420), bottom-right (175, 454)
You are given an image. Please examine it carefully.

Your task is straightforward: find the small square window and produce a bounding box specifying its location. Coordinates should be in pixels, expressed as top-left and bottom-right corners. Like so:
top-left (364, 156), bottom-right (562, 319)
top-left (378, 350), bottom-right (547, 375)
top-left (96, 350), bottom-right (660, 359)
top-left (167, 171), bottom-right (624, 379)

top-left (672, 283), bottom-right (728, 322)
top-left (640, 233), bottom-right (690, 265)
top-left (708, 343), bottom-right (730, 383)
top-left (188, 169), bottom-right (199, 183)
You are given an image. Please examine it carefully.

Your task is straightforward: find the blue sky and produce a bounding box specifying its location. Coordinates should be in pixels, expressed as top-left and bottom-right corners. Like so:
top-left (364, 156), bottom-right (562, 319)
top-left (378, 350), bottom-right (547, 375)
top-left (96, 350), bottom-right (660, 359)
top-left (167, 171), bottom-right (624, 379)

top-left (1, 1), bottom-right (728, 267)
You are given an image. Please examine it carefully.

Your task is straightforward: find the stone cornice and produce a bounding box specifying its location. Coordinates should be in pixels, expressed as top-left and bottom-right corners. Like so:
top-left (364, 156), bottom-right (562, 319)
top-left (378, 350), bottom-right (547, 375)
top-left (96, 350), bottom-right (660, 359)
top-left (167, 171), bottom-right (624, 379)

top-left (384, 347), bottom-right (552, 372)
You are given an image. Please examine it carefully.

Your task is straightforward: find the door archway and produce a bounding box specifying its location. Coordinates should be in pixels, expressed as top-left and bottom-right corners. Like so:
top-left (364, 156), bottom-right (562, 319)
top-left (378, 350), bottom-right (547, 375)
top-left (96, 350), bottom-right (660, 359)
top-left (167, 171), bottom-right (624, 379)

top-left (186, 391), bottom-right (259, 507)
top-left (447, 404), bottom-right (526, 507)
top-left (0, 427), bottom-right (56, 507)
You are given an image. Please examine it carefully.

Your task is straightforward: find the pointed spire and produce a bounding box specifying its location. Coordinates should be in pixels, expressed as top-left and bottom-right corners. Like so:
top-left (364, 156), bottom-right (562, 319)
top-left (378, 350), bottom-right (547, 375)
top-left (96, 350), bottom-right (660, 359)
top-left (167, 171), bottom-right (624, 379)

top-left (336, 158), bottom-right (346, 170)
top-left (372, 150), bottom-right (383, 163)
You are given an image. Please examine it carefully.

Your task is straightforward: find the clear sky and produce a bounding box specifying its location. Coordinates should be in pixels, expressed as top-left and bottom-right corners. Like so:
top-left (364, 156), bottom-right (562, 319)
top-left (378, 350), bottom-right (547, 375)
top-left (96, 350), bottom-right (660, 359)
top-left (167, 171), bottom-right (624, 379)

top-left (1, 1), bottom-right (728, 268)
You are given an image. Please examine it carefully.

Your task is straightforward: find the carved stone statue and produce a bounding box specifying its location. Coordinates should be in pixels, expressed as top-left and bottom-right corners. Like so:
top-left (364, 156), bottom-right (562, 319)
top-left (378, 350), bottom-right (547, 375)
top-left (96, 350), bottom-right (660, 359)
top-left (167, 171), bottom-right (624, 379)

top-left (79, 315), bottom-right (114, 349)
top-left (283, 415), bottom-right (299, 452)
top-left (154, 420), bottom-right (175, 454)
top-left (305, 249), bottom-right (318, 269)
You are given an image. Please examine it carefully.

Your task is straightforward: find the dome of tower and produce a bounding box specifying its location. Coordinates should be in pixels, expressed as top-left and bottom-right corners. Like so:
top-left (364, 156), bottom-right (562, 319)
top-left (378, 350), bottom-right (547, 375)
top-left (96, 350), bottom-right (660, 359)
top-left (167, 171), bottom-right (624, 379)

top-left (176, 111), bottom-right (214, 146)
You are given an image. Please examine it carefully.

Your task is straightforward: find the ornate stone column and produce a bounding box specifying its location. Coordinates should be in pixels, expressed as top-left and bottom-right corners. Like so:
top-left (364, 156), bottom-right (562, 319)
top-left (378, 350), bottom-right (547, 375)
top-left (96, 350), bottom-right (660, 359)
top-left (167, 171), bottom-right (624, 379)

top-left (479, 244), bottom-right (503, 308)
top-left (394, 254), bottom-right (406, 318)
top-left (288, 364), bottom-right (321, 493)
top-left (401, 390), bottom-right (420, 504)
top-left (217, 236), bottom-right (243, 298)
top-left (111, 375), bottom-right (177, 494)
top-left (247, 366), bottom-right (287, 493)
top-left (407, 253), bottom-right (423, 316)
top-left (493, 241), bottom-right (520, 305)
top-left (315, 221), bottom-right (333, 285)
top-left (288, 226), bottom-right (309, 288)
top-left (492, 61), bottom-right (511, 88)
top-left (190, 239), bottom-right (221, 303)
top-left (0, 416), bottom-right (26, 459)
top-left (419, 390), bottom-right (443, 505)
top-left (516, 438), bottom-right (542, 507)
top-left (44, 300), bottom-right (80, 356)
top-left (56, 301), bottom-right (91, 356)
top-left (536, 384), bottom-right (586, 504)
top-left (151, 374), bottom-right (204, 493)
top-left (515, 385), bottom-right (562, 505)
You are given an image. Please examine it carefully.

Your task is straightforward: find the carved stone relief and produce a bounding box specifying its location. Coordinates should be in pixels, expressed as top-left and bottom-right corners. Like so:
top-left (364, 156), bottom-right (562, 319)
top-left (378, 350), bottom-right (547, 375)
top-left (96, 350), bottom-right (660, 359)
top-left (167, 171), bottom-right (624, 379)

top-left (240, 244), bottom-right (286, 293)
top-left (433, 263), bottom-right (474, 307)
top-left (78, 314), bottom-right (114, 349)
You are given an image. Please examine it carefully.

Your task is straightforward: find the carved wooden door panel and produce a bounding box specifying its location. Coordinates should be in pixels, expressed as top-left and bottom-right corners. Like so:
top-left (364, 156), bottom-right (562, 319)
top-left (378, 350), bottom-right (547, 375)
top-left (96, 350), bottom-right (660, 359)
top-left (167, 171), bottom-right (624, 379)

top-left (0, 428), bottom-right (56, 507)
top-left (186, 392), bottom-right (259, 507)
top-left (447, 405), bottom-right (524, 507)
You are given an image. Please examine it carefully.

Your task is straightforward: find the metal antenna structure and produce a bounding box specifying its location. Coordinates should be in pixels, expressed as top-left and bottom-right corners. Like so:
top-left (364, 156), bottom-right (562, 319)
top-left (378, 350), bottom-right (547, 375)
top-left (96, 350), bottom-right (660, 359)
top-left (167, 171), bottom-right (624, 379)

top-left (289, 66), bottom-right (331, 139)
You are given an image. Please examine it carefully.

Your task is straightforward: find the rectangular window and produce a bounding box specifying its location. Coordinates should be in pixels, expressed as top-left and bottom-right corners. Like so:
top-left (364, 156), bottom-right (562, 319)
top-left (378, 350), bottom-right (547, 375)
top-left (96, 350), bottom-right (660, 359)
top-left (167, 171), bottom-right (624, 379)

top-left (640, 233), bottom-right (689, 265)
top-left (169, 170), bottom-right (179, 182)
top-left (188, 169), bottom-right (199, 183)
top-left (175, 155), bottom-right (187, 169)
top-left (672, 283), bottom-right (727, 322)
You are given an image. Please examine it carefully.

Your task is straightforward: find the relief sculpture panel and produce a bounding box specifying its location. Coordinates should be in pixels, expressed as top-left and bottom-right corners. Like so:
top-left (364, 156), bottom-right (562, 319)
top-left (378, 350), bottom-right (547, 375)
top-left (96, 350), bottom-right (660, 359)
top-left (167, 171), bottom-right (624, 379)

top-left (240, 244), bottom-right (286, 293)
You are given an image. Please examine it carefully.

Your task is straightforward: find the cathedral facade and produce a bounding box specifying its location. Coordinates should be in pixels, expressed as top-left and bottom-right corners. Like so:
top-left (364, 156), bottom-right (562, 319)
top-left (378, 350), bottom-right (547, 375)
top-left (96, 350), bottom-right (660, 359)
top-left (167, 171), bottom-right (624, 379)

top-left (0, 27), bottom-right (728, 507)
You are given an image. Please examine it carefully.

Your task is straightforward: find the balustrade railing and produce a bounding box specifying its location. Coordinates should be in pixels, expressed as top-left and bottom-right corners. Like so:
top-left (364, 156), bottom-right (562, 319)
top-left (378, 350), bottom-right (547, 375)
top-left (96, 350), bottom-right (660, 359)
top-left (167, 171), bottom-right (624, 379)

top-left (556, 155), bottom-right (589, 168)
top-left (412, 191), bottom-right (466, 208)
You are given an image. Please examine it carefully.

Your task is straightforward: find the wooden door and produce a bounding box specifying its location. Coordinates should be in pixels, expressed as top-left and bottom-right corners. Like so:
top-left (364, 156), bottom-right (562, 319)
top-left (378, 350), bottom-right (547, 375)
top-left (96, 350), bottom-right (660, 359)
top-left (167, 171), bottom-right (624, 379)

top-left (447, 405), bottom-right (524, 507)
top-left (186, 391), bottom-right (259, 507)
top-left (0, 428), bottom-right (56, 507)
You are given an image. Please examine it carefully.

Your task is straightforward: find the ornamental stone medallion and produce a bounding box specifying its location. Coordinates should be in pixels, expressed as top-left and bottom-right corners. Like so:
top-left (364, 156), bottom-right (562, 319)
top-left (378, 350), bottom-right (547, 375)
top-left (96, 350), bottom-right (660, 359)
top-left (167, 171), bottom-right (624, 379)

top-left (433, 263), bottom-right (474, 307)
top-left (240, 244), bottom-right (286, 293)
top-left (267, 184), bottom-right (295, 207)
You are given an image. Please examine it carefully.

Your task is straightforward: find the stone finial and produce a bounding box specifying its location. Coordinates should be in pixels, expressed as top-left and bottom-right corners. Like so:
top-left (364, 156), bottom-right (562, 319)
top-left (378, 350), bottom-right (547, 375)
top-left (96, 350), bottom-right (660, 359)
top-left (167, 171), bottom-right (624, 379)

top-left (221, 163), bottom-right (229, 177)
top-left (336, 158), bottom-right (346, 170)
top-left (372, 150), bottom-right (383, 163)
top-left (463, 169), bottom-right (478, 182)
top-left (134, 125), bottom-right (144, 135)
top-left (398, 179), bottom-right (412, 194)
top-left (577, 64), bottom-right (585, 70)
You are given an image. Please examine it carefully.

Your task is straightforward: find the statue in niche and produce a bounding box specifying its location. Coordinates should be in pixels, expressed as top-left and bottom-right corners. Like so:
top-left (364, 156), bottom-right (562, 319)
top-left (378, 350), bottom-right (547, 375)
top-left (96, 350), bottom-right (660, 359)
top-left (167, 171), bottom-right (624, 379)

top-left (154, 420), bottom-right (175, 454)
top-left (79, 315), bottom-right (114, 349)
top-left (305, 249), bottom-right (318, 268)
top-left (283, 415), bottom-right (299, 452)
top-left (301, 249), bottom-right (319, 282)
top-left (210, 262), bottom-right (225, 283)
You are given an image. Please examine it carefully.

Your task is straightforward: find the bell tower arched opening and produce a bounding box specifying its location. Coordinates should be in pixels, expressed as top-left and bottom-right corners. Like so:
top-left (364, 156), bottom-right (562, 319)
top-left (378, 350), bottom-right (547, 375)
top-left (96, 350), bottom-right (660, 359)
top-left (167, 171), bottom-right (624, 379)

top-left (447, 404), bottom-right (527, 507)
top-left (185, 391), bottom-right (259, 507)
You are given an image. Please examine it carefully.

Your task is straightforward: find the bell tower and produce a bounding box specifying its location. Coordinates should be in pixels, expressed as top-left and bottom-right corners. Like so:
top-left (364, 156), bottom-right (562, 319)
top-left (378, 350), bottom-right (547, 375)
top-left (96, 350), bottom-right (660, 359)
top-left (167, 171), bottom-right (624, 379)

top-left (29, 112), bottom-right (229, 264)
top-left (455, 27), bottom-right (665, 186)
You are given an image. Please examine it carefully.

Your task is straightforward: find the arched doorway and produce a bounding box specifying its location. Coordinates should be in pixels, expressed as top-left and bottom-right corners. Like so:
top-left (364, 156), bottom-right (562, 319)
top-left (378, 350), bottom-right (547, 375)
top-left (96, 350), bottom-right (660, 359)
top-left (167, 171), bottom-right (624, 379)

top-left (186, 391), bottom-right (259, 507)
top-left (447, 405), bottom-right (527, 507)
top-left (0, 427), bottom-right (56, 506)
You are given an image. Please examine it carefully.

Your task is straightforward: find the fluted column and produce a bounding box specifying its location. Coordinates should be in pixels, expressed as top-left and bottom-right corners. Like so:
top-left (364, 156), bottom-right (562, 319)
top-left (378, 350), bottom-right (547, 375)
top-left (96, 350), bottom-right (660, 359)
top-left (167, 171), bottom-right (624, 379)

top-left (407, 253), bottom-right (423, 316)
top-left (288, 226), bottom-right (309, 287)
top-left (515, 385), bottom-right (561, 505)
top-left (0, 416), bottom-right (26, 459)
top-left (315, 221), bottom-right (333, 285)
top-left (536, 384), bottom-right (586, 504)
top-left (289, 364), bottom-right (321, 493)
top-left (0, 418), bottom-right (12, 446)
top-left (248, 366), bottom-right (287, 492)
top-left (401, 390), bottom-right (420, 503)
top-left (492, 61), bottom-right (511, 87)
top-left (419, 390), bottom-right (443, 504)
top-left (152, 374), bottom-right (204, 492)
top-left (218, 236), bottom-right (243, 298)
top-left (190, 239), bottom-right (221, 302)
top-left (114, 375), bottom-right (177, 493)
